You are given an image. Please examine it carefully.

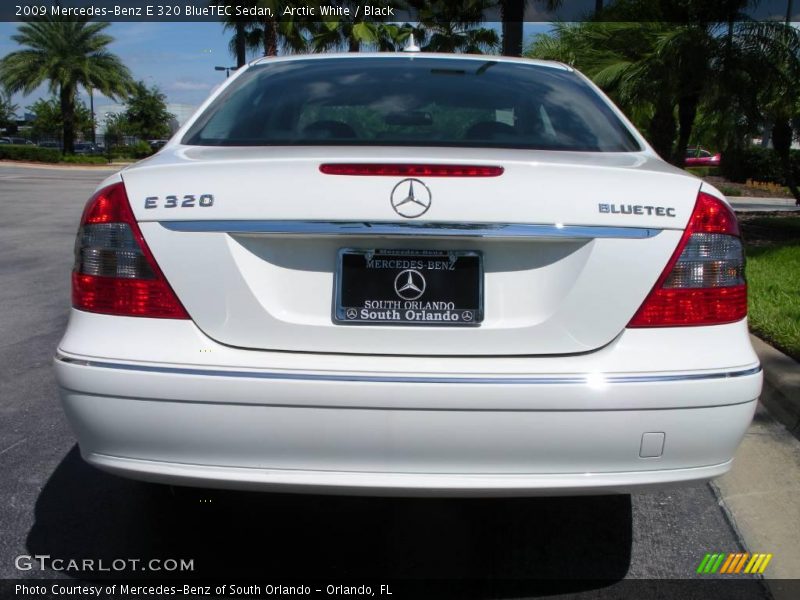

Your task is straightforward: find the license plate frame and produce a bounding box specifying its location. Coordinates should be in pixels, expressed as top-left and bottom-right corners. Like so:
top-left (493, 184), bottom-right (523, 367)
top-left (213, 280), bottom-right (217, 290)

top-left (334, 248), bottom-right (483, 326)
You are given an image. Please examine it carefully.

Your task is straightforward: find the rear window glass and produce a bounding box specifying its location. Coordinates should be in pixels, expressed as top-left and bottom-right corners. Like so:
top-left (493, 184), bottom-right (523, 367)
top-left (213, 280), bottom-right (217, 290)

top-left (183, 57), bottom-right (641, 152)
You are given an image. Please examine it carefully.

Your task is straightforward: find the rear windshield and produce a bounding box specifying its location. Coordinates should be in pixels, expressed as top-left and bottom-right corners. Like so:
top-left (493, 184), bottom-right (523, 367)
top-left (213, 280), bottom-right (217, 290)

top-left (183, 57), bottom-right (641, 152)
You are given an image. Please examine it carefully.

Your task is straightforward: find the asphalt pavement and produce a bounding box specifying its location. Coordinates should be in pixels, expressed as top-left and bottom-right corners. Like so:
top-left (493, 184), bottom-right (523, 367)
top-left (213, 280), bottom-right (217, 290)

top-left (0, 163), bottom-right (786, 599)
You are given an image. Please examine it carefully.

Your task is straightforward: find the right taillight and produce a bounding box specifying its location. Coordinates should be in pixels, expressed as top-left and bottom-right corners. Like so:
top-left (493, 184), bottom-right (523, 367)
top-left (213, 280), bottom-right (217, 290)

top-left (628, 191), bottom-right (746, 327)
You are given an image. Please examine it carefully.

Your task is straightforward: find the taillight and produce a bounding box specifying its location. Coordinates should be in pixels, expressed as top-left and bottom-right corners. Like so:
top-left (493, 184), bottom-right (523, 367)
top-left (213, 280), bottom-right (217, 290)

top-left (628, 191), bottom-right (746, 327)
top-left (72, 182), bottom-right (189, 319)
top-left (319, 164), bottom-right (504, 177)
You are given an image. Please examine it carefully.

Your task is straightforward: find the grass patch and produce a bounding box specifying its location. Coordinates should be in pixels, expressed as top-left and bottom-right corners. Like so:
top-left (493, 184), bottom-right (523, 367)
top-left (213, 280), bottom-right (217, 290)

top-left (685, 166), bottom-right (720, 178)
top-left (719, 185), bottom-right (742, 196)
top-left (744, 216), bottom-right (800, 359)
top-left (59, 155), bottom-right (109, 165)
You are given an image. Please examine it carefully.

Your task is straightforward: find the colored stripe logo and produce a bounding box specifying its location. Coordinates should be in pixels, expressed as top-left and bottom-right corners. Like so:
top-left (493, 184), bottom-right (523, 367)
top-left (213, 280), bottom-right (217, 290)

top-left (697, 553), bottom-right (773, 574)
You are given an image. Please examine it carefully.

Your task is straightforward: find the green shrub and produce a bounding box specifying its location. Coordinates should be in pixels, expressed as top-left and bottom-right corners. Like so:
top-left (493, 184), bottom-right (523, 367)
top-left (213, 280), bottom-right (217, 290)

top-left (130, 140), bottom-right (153, 158)
top-left (60, 155), bottom-right (109, 165)
top-left (108, 146), bottom-right (134, 159)
top-left (721, 146), bottom-right (800, 184)
top-left (0, 144), bottom-right (60, 162)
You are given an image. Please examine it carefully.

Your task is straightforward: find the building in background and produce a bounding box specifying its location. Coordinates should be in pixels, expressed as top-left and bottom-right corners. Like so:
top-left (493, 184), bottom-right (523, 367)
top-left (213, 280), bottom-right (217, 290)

top-left (92, 102), bottom-right (198, 145)
top-left (165, 103), bottom-right (198, 132)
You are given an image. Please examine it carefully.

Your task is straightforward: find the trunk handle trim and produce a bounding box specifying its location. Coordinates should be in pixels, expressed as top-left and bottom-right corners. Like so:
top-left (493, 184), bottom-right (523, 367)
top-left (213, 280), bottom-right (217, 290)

top-left (158, 220), bottom-right (663, 239)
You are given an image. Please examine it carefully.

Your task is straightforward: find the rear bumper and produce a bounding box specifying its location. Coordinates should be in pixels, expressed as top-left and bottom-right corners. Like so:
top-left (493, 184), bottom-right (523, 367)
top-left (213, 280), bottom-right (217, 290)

top-left (85, 452), bottom-right (737, 497)
top-left (55, 353), bottom-right (760, 496)
top-left (55, 311), bottom-right (762, 496)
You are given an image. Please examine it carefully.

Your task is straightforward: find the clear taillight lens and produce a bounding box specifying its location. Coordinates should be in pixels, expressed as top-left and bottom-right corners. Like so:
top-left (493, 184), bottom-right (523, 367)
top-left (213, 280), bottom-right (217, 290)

top-left (75, 223), bottom-right (154, 279)
top-left (662, 233), bottom-right (745, 289)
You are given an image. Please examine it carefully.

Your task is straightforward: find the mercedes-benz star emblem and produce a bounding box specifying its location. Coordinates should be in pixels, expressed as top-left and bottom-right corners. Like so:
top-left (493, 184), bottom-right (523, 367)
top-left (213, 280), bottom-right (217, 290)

top-left (394, 269), bottom-right (426, 301)
top-left (390, 178), bottom-right (432, 218)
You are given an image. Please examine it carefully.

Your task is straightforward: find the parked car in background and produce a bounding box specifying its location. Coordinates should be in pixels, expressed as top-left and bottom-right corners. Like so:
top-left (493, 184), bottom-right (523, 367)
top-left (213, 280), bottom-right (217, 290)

top-left (0, 137), bottom-right (11, 144)
top-left (38, 141), bottom-right (62, 150)
top-left (7, 137), bottom-right (34, 145)
top-left (74, 142), bottom-right (99, 155)
top-left (56, 53), bottom-right (761, 497)
top-left (685, 147), bottom-right (721, 167)
top-left (148, 139), bottom-right (168, 151)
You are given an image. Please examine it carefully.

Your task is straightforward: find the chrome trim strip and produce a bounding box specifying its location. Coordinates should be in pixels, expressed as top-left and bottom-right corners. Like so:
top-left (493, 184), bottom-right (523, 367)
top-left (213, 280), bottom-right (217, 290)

top-left (55, 355), bottom-right (760, 385)
top-left (158, 220), bottom-right (662, 240)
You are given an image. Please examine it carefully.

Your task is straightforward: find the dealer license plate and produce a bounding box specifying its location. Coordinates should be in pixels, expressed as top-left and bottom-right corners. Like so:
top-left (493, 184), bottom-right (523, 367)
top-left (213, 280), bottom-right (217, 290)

top-left (334, 249), bottom-right (483, 326)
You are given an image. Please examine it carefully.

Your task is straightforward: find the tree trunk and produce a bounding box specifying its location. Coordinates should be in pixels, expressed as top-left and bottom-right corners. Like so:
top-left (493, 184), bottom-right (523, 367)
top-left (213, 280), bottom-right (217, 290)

top-left (672, 94), bottom-right (699, 166)
top-left (349, 37), bottom-right (360, 52)
top-left (648, 100), bottom-right (677, 161)
top-left (262, 18), bottom-right (278, 56)
top-left (772, 119), bottom-right (800, 203)
top-left (235, 21), bottom-right (247, 67)
top-left (595, 0), bottom-right (603, 18)
top-left (60, 84), bottom-right (75, 155)
top-left (500, 0), bottom-right (524, 57)
top-left (760, 120), bottom-right (772, 148)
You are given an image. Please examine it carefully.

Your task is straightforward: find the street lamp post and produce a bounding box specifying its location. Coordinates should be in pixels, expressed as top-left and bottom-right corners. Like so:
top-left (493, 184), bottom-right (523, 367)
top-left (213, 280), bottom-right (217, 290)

top-left (88, 87), bottom-right (95, 144)
top-left (214, 66), bottom-right (237, 78)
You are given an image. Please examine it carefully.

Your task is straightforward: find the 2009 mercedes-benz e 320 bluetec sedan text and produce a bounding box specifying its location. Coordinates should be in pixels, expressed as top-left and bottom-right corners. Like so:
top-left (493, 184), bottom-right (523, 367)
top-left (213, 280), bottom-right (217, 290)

top-left (55, 53), bottom-right (761, 496)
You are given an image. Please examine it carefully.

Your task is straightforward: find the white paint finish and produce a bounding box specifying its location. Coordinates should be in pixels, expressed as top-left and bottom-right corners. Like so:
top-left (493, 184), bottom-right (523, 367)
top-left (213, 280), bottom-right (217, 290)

top-left (54, 354), bottom-right (761, 412)
top-left (86, 453), bottom-right (733, 497)
top-left (60, 389), bottom-right (755, 488)
top-left (138, 222), bottom-right (682, 354)
top-left (57, 310), bottom-right (760, 380)
top-left (56, 53), bottom-right (761, 494)
top-left (640, 433), bottom-right (666, 458)
top-left (122, 148), bottom-right (698, 228)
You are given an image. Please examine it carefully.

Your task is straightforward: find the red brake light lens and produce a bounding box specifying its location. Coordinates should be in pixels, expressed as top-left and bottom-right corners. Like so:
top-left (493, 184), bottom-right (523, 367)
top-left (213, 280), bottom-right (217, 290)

top-left (685, 191), bottom-right (739, 235)
top-left (628, 191), bottom-right (746, 327)
top-left (72, 182), bottom-right (189, 319)
top-left (319, 164), bottom-right (504, 177)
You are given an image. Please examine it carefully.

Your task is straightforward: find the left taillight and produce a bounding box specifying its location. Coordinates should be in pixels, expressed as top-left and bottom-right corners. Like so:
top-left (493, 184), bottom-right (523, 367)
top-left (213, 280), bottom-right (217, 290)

top-left (72, 181), bottom-right (189, 319)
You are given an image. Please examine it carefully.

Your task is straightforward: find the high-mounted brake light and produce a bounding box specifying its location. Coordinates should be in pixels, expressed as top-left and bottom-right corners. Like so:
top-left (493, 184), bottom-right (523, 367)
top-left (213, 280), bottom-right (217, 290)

top-left (319, 164), bottom-right (504, 177)
top-left (628, 191), bottom-right (746, 327)
top-left (72, 182), bottom-right (189, 319)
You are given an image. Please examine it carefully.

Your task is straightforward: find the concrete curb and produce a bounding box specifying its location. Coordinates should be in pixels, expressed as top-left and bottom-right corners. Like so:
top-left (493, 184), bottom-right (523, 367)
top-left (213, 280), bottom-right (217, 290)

top-left (751, 335), bottom-right (800, 437)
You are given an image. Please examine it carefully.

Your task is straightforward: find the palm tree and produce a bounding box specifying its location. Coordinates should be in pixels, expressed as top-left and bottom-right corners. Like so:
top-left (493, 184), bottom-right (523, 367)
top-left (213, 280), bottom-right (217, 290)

top-left (499, 0), bottom-right (526, 57)
top-left (744, 21), bottom-right (800, 202)
top-left (309, 1), bottom-right (402, 52)
top-left (499, 0), bottom-right (607, 58)
top-left (412, 0), bottom-right (499, 54)
top-left (0, 90), bottom-right (18, 133)
top-left (221, 0), bottom-right (248, 67)
top-left (230, 1), bottom-right (313, 57)
top-left (0, 18), bottom-right (133, 153)
top-left (526, 1), bottom-right (786, 166)
top-left (529, 21), bottom-right (679, 159)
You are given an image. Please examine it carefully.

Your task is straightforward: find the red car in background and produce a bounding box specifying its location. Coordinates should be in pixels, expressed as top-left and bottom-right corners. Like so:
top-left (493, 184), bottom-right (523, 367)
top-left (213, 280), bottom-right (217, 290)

top-left (686, 147), bottom-right (721, 167)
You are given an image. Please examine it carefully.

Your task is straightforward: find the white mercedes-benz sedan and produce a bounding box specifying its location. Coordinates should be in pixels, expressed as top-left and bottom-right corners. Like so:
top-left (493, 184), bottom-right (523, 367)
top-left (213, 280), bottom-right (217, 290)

top-left (55, 53), bottom-right (762, 496)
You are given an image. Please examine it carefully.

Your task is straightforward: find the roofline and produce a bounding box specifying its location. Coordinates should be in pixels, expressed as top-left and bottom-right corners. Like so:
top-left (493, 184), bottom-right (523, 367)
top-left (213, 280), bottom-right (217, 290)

top-left (249, 52), bottom-right (573, 72)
